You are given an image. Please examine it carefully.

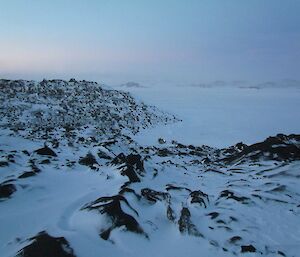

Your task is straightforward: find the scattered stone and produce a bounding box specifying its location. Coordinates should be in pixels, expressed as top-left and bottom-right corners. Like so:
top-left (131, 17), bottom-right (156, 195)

top-left (277, 250), bottom-right (286, 256)
top-left (206, 212), bottom-right (219, 219)
top-left (158, 138), bottom-right (166, 144)
top-left (112, 153), bottom-right (143, 182)
top-left (126, 154), bottom-right (144, 173)
top-left (35, 146), bottom-right (57, 157)
top-left (83, 195), bottom-right (146, 240)
top-left (157, 148), bottom-right (173, 157)
top-left (229, 236), bottom-right (242, 244)
top-left (69, 78), bottom-right (77, 83)
top-left (15, 231), bottom-right (76, 257)
top-left (97, 150), bottom-right (112, 160)
top-left (0, 183), bottom-right (16, 198)
top-left (141, 188), bottom-right (169, 203)
top-left (222, 134), bottom-right (300, 163)
top-left (178, 207), bottom-right (203, 237)
top-left (189, 190), bottom-right (209, 208)
top-left (166, 184), bottom-right (191, 192)
top-left (241, 245), bottom-right (256, 253)
top-left (218, 190), bottom-right (250, 204)
top-left (79, 153), bottom-right (98, 167)
top-left (0, 161), bottom-right (9, 167)
top-left (19, 171), bottom-right (37, 179)
top-left (167, 205), bottom-right (176, 221)
top-left (119, 187), bottom-right (141, 200)
top-left (22, 150), bottom-right (30, 156)
top-left (40, 159), bottom-right (51, 164)
top-left (121, 165), bottom-right (140, 182)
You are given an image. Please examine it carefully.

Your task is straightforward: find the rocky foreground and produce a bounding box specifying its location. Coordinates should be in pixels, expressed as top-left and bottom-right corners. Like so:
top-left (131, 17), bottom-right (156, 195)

top-left (0, 79), bottom-right (300, 257)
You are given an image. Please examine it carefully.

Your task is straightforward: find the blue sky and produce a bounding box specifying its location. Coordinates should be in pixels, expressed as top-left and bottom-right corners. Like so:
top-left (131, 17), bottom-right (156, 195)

top-left (0, 0), bottom-right (299, 84)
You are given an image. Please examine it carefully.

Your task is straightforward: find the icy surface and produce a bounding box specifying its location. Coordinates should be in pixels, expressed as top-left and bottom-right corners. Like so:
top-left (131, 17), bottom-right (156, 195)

top-left (119, 85), bottom-right (300, 148)
top-left (1, 79), bottom-right (300, 257)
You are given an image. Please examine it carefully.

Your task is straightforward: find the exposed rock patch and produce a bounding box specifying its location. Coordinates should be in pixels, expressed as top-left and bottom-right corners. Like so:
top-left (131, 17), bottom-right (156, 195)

top-left (241, 244), bottom-right (256, 253)
top-left (78, 153), bottom-right (98, 168)
top-left (112, 153), bottom-right (144, 182)
top-left (0, 183), bottom-right (16, 199)
top-left (82, 194), bottom-right (147, 240)
top-left (178, 207), bottom-right (203, 237)
top-left (35, 146), bottom-right (57, 157)
top-left (15, 231), bottom-right (76, 257)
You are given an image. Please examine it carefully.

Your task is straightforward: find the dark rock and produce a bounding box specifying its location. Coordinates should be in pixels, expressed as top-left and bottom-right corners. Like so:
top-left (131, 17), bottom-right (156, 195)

top-left (35, 146), bottom-right (57, 157)
top-left (111, 153), bottom-right (126, 165)
top-left (206, 212), bottom-right (219, 219)
top-left (190, 190), bottom-right (209, 208)
top-left (277, 251), bottom-right (286, 256)
top-left (97, 150), bottom-right (112, 160)
top-left (19, 171), bottom-right (37, 179)
top-left (157, 148), bottom-right (173, 157)
top-left (0, 183), bottom-right (16, 198)
top-left (89, 136), bottom-right (97, 143)
top-left (229, 236), bottom-right (242, 244)
top-left (112, 153), bottom-right (144, 182)
top-left (40, 159), bottom-right (51, 164)
top-left (69, 78), bottom-right (77, 83)
top-left (167, 205), bottom-right (176, 221)
top-left (83, 194), bottom-right (146, 240)
top-left (22, 150), bottom-right (30, 156)
top-left (223, 142), bottom-right (247, 155)
top-left (126, 154), bottom-right (144, 173)
top-left (30, 163), bottom-right (41, 173)
top-left (141, 188), bottom-right (169, 203)
top-left (51, 139), bottom-right (60, 148)
top-left (0, 161), bottom-right (9, 167)
top-left (178, 207), bottom-right (203, 237)
top-left (222, 134), bottom-right (300, 163)
top-left (158, 138), bottom-right (166, 144)
top-left (218, 190), bottom-right (250, 204)
top-left (166, 184), bottom-right (191, 192)
top-left (241, 244), bottom-right (256, 253)
top-left (79, 153), bottom-right (98, 167)
top-left (210, 240), bottom-right (219, 247)
top-left (119, 187), bottom-right (141, 200)
top-left (78, 137), bottom-right (85, 142)
top-left (121, 165), bottom-right (140, 182)
top-left (188, 145), bottom-right (196, 150)
top-left (15, 231), bottom-right (76, 257)
top-left (201, 157), bottom-right (211, 164)
top-left (7, 154), bottom-right (15, 163)
top-left (113, 153), bottom-right (144, 172)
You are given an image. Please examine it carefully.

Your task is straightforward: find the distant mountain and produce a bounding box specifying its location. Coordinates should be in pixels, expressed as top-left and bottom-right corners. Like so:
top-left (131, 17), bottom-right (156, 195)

top-left (255, 79), bottom-right (300, 89)
top-left (120, 81), bottom-right (147, 88)
top-left (188, 79), bottom-right (300, 89)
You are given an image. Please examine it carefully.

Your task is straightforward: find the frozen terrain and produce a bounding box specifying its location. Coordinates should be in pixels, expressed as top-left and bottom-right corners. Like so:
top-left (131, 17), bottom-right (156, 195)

top-left (1, 79), bottom-right (300, 257)
top-left (116, 83), bottom-right (300, 147)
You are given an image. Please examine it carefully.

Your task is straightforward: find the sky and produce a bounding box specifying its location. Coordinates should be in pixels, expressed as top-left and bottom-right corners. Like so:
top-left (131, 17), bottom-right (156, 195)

top-left (0, 0), bottom-right (300, 84)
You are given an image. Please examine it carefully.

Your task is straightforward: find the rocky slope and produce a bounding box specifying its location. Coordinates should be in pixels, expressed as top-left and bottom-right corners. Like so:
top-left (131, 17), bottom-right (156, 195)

top-left (0, 79), bottom-right (300, 257)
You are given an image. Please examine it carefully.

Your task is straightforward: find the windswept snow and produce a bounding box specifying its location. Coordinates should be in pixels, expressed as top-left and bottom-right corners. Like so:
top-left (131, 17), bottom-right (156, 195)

top-left (120, 85), bottom-right (300, 148)
top-left (1, 79), bottom-right (300, 257)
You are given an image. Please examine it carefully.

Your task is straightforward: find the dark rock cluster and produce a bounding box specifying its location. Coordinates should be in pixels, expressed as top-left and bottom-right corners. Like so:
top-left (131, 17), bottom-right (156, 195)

top-left (15, 232), bottom-right (76, 257)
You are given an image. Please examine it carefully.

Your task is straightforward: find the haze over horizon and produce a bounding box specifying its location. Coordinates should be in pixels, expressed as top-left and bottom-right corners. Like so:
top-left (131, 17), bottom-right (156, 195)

top-left (1, 0), bottom-right (300, 85)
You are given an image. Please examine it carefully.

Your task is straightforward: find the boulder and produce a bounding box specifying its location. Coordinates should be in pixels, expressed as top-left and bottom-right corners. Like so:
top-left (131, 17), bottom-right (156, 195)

top-left (35, 146), bottom-right (57, 157)
top-left (0, 183), bottom-right (16, 198)
top-left (15, 231), bottom-right (76, 257)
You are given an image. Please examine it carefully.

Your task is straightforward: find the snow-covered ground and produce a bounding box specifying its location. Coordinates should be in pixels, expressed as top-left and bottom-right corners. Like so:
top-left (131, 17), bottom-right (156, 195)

top-left (117, 85), bottom-right (300, 148)
top-left (1, 79), bottom-right (300, 257)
